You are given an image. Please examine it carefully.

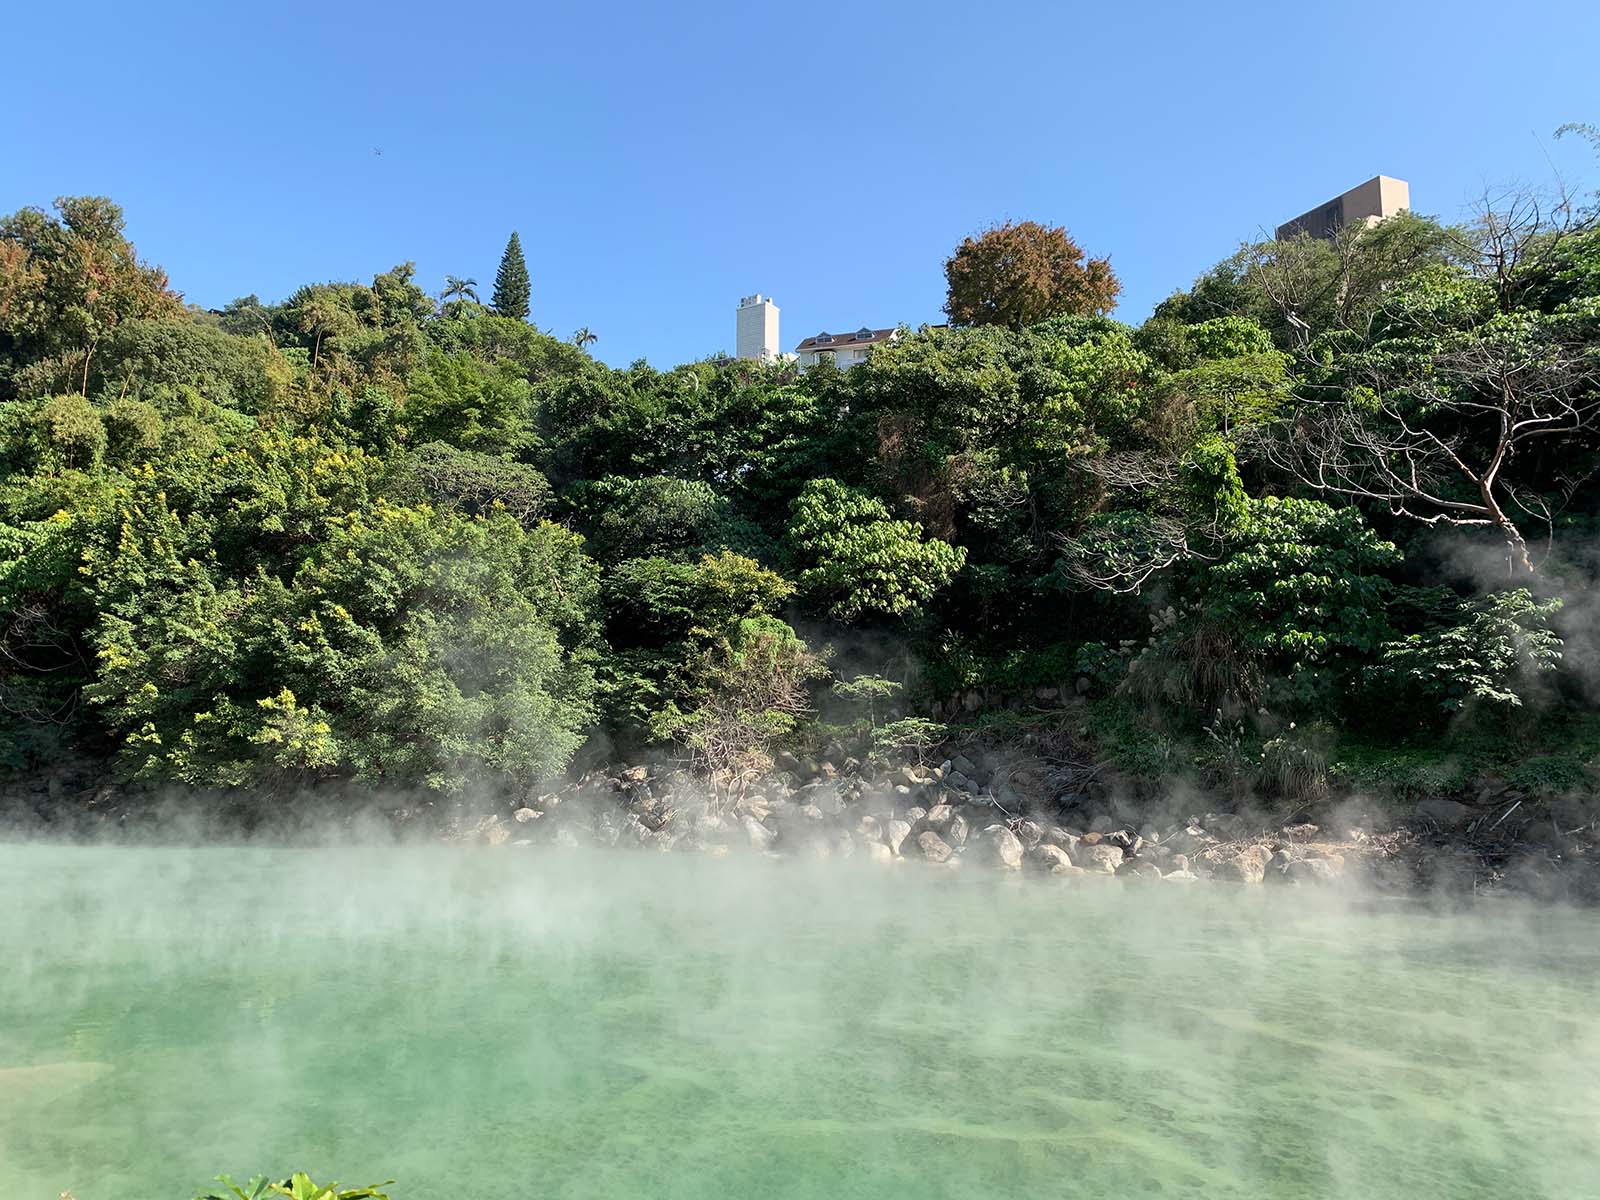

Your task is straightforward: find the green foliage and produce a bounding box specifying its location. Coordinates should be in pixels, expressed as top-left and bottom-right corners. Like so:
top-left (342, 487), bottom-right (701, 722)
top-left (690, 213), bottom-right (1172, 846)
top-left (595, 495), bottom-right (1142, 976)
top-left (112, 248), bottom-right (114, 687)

top-left (1201, 497), bottom-right (1399, 681)
top-left (1506, 754), bottom-right (1594, 797)
top-left (77, 486), bottom-right (598, 789)
top-left (1083, 696), bottom-right (1182, 779)
top-left (401, 442), bottom-right (549, 523)
top-left (600, 552), bottom-right (794, 727)
top-left (1, 189), bottom-right (1596, 801)
top-left (650, 614), bottom-right (825, 784)
top-left (403, 348), bottom-right (533, 452)
top-left (787, 479), bottom-right (965, 620)
top-left (491, 231), bottom-right (531, 320)
top-left (572, 474), bottom-right (761, 564)
top-left (196, 1172), bottom-right (393, 1200)
top-left (1373, 589), bottom-right (1564, 714)
top-left (873, 716), bottom-right (947, 760)
top-left (832, 674), bottom-right (903, 728)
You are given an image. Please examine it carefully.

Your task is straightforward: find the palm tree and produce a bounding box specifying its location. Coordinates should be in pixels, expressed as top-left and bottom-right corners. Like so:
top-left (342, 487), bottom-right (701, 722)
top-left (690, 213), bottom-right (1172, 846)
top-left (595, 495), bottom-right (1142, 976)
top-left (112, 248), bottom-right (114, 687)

top-left (572, 327), bottom-right (598, 351)
top-left (440, 276), bottom-right (479, 305)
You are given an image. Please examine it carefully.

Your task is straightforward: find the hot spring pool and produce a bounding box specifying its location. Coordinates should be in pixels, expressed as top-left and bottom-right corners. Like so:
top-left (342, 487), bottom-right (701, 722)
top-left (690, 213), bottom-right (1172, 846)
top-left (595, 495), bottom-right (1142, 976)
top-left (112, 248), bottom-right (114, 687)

top-left (2, 843), bottom-right (1597, 1198)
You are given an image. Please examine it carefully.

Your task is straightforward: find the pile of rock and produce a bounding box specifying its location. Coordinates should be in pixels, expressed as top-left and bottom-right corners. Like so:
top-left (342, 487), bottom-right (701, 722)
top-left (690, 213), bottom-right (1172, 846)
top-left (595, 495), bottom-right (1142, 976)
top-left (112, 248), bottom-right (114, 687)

top-left (491, 753), bottom-right (1361, 888)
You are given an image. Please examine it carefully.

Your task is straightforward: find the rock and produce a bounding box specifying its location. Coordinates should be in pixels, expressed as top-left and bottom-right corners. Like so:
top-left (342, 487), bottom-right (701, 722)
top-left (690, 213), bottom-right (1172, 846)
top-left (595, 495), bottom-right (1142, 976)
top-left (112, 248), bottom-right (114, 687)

top-left (1050, 862), bottom-right (1087, 878)
top-left (946, 811), bottom-right (971, 848)
top-left (1117, 859), bottom-right (1163, 881)
top-left (1139, 825), bottom-right (1161, 844)
top-left (916, 831), bottom-right (954, 863)
top-left (886, 819), bottom-right (913, 855)
top-left (1026, 843), bottom-right (1074, 872)
top-left (904, 806), bottom-right (928, 826)
top-left (1089, 813), bottom-right (1122, 834)
top-left (1043, 827), bottom-right (1081, 856)
top-left (512, 807), bottom-right (541, 824)
top-left (1165, 825), bottom-right (1212, 854)
top-left (1163, 869), bottom-right (1200, 883)
top-left (798, 803), bottom-right (825, 822)
top-left (1210, 846), bottom-right (1269, 884)
top-left (1104, 830), bottom-right (1143, 856)
top-left (1168, 853), bottom-right (1190, 873)
top-left (1073, 842), bottom-right (1124, 874)
top-left (857, 814), bottom-right (883, 843)
top-left (743, 815), bottom-right (776, 852)
top-left (1014, 819), bottom-right (1043, 849)
top-left (865, 841), bottom-right (893, 865)
top-left (951, 754), bottom-right (979, 779)
top-left (1285, 858), bottom-right (1341, 886)
top-left (1416, 797), bottom-right (1474, 829)
top-left (921, 804), bottom-right (957, 833)
top-left (973, 824), bottom-right (1024, 869)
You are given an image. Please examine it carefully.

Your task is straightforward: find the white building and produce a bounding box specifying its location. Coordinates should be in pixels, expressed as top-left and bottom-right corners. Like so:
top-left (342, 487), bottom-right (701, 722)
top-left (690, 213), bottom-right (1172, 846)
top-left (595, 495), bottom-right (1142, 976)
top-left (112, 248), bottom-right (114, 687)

top-left (793, 326), bottom-right (900, 368)
top-left (735, 294), bottom-right (781, 361)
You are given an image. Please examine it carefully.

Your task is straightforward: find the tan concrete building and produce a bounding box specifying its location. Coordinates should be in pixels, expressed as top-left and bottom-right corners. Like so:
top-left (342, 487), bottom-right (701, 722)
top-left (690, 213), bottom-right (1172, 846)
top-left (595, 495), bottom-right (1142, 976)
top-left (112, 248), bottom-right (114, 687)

top-left (736, 294), bottom-right (781, 361)
top-left (1276, 175), bottom-right (1410, 241)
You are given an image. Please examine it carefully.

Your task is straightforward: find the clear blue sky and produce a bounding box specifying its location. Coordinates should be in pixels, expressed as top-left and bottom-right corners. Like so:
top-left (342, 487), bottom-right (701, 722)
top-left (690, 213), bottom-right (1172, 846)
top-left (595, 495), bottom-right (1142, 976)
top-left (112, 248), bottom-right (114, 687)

top-left (6, 1), bottom-right (1596, 367)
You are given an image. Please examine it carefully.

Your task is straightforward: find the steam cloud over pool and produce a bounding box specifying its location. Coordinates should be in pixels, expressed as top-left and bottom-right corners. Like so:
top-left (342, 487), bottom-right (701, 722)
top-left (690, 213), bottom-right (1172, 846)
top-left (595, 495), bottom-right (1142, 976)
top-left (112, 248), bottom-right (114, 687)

top-left (2, 844), bottom-right (1597, 1197)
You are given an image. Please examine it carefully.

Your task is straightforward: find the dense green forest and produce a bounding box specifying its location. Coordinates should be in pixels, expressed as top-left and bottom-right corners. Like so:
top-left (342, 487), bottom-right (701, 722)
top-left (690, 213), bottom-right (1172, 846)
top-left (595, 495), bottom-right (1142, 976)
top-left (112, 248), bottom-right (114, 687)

top-left (2, 183), bottom-right (1597, 807)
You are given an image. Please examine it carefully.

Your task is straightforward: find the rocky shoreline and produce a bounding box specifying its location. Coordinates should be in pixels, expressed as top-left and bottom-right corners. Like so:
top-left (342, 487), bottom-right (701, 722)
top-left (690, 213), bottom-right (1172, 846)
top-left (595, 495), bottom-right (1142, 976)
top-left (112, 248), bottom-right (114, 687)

top-left (3, 743), bottom-right (1596, 901)
top-left (460, 743), bottom-right (1598, 903)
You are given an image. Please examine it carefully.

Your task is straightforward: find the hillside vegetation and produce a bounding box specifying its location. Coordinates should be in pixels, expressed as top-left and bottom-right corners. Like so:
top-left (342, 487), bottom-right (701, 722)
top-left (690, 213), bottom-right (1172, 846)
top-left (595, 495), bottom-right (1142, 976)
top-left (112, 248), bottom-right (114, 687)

top-left (2, 188), bottom-right (1597, 810)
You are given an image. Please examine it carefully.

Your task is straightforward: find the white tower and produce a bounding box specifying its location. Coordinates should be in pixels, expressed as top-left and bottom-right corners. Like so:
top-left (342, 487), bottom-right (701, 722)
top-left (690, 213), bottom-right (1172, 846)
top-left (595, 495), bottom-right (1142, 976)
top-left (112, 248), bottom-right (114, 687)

top-left (736, 294), bottom-right (780, 361)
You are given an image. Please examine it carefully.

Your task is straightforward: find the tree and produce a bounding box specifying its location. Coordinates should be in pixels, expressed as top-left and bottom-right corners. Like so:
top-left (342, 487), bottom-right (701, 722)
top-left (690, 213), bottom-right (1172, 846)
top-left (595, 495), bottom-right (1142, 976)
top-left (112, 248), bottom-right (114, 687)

top-left (491, 232), bottom-right (530, 321)
top-left (439, 276), bottom-right (478, 305)
top-left (1268, 265), bottom-right (1600, 575)
top-left (943, 220), bottom-right (1119, 329)
top-left (572, 327), bottom-right (597, 351)
top-left (651, 615), bottom-right (825, 801)
top-left (0, 196), bottom-right (182, 398)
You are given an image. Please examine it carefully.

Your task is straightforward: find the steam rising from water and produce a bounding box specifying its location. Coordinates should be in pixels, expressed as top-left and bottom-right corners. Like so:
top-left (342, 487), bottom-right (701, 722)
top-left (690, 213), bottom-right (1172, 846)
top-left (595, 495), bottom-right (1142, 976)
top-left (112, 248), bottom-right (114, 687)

top-left (2, 844), bottom-right (1598, 1198)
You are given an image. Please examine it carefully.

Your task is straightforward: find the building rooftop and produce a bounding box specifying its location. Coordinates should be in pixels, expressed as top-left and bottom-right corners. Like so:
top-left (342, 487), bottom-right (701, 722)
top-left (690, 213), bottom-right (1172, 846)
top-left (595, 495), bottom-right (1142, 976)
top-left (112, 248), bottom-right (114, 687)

top-left (794, 326), bottom-right (897, 352)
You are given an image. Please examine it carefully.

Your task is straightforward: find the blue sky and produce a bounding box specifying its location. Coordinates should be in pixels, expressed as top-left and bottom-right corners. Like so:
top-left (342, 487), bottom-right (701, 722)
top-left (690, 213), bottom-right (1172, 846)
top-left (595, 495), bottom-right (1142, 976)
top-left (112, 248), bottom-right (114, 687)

top-left (6, 1), bottom-right (1596, 367)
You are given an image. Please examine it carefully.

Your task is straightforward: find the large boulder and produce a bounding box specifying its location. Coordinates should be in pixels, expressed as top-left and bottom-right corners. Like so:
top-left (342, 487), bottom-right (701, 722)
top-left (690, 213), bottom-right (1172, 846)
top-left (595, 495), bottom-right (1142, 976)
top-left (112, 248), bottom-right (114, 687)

top-left (743, 815), bottom-right (777, 852)
top-left (886, 819), bottom-right (913, 856)
top-left (1209, 845), bottom-right (1270, 884)
top-left (1043, 827), bottom-right (1081, 856)
top-left (1117, 859), bottom-right (1163, 881)
top-left (1025, 843), bottom-right (1074, 872)
top-left (1073, 842), bottom-right (1124, 874)
top-left (1285, 857), bottom-right (1342, 886)
top-left (946, 811), bottom-right (971, 848)
top-left (916, 831), bottom-right (954, 863)
top-left (972, 824), bottom-right (1024, 869)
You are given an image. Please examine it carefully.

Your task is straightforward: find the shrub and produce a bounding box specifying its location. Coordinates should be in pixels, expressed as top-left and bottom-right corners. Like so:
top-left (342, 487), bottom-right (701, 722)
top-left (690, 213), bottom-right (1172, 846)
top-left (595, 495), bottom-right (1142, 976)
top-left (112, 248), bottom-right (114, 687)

top-left (1373, 588), bottom-right (1563, 714)
top-left (787, 478), bottom-right (965, 621)
top-left (196, 1173), bottom-right (392, 1200)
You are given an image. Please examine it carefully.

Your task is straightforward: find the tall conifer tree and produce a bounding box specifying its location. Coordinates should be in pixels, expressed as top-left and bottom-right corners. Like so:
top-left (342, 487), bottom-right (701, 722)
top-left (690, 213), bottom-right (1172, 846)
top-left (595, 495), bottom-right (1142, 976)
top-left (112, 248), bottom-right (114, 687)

top-left (492, 231), bottom-right (531, 320)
